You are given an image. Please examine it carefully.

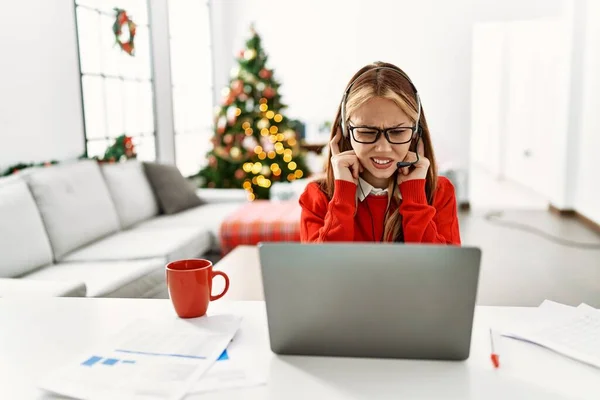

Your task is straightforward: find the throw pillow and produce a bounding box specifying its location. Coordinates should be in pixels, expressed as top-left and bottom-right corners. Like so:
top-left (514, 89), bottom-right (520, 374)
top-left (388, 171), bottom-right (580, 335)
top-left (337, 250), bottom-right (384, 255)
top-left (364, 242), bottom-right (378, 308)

top-left (143, 162), bottom-right (205, 214)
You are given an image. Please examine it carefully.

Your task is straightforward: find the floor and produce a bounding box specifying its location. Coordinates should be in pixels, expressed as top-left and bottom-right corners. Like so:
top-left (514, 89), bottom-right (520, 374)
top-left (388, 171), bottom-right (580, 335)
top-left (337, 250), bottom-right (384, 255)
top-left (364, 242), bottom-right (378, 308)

top-left (461, 210), bottom-right (600, 307)
top-left (463, 166), bottom-right (600, 307)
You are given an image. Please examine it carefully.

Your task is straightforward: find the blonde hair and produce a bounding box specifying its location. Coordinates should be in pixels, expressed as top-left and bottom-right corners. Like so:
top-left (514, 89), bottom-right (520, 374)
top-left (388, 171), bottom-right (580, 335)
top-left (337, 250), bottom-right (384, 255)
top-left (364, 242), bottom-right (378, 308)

top-left (319, 62), bottom-right (438, 242)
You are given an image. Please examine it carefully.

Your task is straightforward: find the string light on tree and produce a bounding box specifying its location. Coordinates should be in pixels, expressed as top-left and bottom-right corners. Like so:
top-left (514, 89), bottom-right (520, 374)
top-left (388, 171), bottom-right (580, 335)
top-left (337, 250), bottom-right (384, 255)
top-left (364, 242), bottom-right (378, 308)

top-left (230, 147), bottom-right (241, 159)
top-left (244, 49), bottom-right (257, 60)
top-left (257, 118), bottom-right (269, 130)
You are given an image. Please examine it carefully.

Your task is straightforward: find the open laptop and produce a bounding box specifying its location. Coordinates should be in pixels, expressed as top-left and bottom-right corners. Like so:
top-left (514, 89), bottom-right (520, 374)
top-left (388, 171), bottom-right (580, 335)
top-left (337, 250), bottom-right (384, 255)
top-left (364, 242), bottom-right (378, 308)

top-left (258, 242), bottom-right (481, 360)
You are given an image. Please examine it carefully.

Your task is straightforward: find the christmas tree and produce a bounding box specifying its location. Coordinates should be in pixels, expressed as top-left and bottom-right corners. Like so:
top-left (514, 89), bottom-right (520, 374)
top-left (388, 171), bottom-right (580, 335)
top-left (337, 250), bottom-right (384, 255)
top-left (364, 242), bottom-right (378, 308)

top-left (196, 26), bottom-right (308, 200)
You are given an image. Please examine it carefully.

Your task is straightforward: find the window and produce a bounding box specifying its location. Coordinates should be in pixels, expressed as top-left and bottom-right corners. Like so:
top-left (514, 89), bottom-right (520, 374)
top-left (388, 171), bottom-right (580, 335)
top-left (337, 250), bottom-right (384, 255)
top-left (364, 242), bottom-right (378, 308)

top-left (74, 0), bottom-right (156, 161)
top-left (168, 0), bottom-right (214, 176)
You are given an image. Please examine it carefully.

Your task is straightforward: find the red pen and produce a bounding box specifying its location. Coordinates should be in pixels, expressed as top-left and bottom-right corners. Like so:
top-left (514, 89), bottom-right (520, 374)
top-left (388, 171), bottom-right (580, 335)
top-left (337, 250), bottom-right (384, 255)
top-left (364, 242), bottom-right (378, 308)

top-left (489, 328), bottom-right (500, 368)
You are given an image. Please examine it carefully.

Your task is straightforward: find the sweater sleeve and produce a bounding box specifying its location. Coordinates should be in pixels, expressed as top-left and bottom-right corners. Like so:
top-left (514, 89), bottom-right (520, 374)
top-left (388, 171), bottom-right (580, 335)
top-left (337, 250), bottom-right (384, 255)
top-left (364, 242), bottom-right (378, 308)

top-left (398, 177), bottom-right (461, 245)
top-left (299, 180), bottom-right (357, 242)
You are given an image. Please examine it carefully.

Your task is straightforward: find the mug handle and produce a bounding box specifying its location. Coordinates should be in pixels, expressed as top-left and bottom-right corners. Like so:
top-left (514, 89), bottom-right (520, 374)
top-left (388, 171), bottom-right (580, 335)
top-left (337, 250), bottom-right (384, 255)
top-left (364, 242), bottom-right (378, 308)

top-left (210, 270), bottom-right (230, 301)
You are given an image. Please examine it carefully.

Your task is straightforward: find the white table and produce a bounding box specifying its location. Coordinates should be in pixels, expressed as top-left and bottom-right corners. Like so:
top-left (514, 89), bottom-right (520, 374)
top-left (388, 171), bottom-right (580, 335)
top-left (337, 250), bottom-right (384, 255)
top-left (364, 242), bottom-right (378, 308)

top-left (214, 245), bottom-right (264, 301)
top-left (1, 298), bottom-right (599, 399)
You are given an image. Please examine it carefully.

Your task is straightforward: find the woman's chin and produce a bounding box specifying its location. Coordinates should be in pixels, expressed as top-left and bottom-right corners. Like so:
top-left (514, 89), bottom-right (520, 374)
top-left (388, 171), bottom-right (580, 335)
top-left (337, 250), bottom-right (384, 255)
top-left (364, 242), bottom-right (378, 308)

top-left (364, 167), bottom-right (396, 181)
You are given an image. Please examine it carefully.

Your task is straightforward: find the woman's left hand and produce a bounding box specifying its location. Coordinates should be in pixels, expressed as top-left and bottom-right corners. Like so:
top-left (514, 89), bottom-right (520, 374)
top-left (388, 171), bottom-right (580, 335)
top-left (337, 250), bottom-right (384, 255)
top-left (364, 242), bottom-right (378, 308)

top-left (397, 137), bottom-right (430, 184)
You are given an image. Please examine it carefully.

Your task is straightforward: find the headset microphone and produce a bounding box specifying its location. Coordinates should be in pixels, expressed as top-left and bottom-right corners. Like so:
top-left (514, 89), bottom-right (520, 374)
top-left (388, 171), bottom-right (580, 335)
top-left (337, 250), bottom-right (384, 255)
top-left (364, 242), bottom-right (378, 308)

top-left (396, 161), bottom-right (414, 168)
top-left (396, 133), bottom-right (421, 169)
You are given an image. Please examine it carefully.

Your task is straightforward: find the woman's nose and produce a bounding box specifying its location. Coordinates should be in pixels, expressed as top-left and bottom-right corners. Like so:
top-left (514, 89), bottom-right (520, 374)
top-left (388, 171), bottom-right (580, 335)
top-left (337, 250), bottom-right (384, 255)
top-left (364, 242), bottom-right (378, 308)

top-left (374, 134), bottom-right (392, 152)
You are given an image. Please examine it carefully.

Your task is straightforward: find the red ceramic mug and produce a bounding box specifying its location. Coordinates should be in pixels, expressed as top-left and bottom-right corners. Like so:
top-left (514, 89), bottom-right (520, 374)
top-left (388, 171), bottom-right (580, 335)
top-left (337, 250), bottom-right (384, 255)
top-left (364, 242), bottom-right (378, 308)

top-left (166, 259), bottom-right (230, 318)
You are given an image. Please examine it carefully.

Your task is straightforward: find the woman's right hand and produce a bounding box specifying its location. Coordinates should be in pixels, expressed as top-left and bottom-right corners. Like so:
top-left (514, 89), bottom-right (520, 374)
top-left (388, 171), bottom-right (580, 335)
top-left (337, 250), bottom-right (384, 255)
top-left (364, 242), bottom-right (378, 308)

top-left (329, 129), bottom-right (363, 185)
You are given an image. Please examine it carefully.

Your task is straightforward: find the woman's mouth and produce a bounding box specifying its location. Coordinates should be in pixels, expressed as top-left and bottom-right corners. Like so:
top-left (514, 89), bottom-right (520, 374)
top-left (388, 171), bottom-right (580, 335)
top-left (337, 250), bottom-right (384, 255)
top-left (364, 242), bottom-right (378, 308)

top-left (370, 157), bottom-right (394, 170)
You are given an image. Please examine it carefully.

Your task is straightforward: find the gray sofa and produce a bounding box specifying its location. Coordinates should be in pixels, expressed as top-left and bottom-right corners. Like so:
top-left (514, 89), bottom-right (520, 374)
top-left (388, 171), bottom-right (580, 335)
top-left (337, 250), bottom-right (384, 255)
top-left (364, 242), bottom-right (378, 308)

top-left (0, 160), bottom-right (246, 298)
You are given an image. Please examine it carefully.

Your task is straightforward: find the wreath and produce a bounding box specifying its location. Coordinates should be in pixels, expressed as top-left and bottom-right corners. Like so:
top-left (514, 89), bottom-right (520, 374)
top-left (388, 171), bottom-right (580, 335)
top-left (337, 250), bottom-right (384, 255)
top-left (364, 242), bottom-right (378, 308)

top-left (112, 8), bottom-right (136, 56)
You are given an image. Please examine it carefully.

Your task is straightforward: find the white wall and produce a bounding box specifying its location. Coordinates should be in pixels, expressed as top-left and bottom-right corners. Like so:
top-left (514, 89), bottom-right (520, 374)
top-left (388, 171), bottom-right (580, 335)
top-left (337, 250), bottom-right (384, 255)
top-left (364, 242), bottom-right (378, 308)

top-left (210, 0), bottom-right (567, 204)
top-left (469, 0), bottom-right (600, 224)
top-left (503, 19), bottom-right (572, 203)
top-left (149, 0), bottom-right (176, 164)
top-left (470, 22), bottom-right (506, 177)
top-left (0, 0), bottom-right (84, 172)
top-left (471, 17), bottom-right (574, 207)
top-left (470, 18), bottom-right (574, 203)
top-left (574, 0), bottom-right (600, 223)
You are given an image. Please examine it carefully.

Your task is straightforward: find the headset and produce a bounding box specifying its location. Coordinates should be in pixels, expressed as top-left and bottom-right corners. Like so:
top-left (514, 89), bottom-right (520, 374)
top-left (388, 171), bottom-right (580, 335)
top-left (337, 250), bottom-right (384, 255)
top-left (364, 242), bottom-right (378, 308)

top-left (339, 65), bottom-right (423, 242)
top-left (339, 66), bottom-right (422, 169)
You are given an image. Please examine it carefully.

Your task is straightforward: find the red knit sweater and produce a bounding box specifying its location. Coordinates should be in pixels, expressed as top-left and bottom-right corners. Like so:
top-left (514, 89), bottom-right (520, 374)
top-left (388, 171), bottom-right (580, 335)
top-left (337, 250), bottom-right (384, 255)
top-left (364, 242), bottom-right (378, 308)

top-left (298, 177), bottom-right (461, 244)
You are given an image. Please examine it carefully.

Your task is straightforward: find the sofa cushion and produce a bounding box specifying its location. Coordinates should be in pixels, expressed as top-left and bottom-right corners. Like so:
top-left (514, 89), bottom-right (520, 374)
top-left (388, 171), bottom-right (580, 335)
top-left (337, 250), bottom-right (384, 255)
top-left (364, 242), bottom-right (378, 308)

top-left (24, 160), bottom-right (121, 261)
top-left (23, 259), bottom-right (165, 298)
top-left (143, 162), bottom-right (204, 215)
top-left (194, 188), bottom-right (248, 204)
top-left (0, 278), bottom-right (86, 297)
top-left (101, 160), bottom-right (159, 228)
top-left (0, 175), bottom-right (54, 277)
top-left (61, 227), bottom-right (211, 263)
top-left (134, 203), bottom-right (243, 252)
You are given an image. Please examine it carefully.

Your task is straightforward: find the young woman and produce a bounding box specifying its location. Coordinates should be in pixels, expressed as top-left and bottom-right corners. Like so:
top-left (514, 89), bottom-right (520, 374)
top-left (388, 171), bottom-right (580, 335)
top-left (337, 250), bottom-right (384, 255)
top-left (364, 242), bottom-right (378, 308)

top-left (299, 62), bottom-right (460, 244)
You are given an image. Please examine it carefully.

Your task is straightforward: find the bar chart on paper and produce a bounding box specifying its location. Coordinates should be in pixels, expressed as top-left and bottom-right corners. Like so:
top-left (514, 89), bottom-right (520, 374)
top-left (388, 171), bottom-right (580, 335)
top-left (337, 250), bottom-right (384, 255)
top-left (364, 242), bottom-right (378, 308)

top-left (81, 356), bottom-right (136, 367)
top-left (39, 316), bottom-right (243, 400)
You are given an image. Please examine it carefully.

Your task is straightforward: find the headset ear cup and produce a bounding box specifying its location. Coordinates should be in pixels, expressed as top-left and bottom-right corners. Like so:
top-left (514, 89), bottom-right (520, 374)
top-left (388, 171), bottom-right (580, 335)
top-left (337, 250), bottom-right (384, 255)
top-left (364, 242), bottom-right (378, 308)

top-left (344, 131), bottom-right (352, 149)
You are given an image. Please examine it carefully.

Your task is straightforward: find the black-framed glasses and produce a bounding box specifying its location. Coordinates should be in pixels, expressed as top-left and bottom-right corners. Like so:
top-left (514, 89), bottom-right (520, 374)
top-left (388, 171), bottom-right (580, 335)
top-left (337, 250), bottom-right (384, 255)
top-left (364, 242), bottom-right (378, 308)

top-left (347, 123), bottom-right (417, 144)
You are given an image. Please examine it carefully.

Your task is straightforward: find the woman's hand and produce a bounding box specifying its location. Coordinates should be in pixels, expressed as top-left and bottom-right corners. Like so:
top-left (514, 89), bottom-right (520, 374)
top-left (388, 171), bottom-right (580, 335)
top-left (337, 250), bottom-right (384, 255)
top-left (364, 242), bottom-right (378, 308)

top-left (330, 129), bottom-right (363, 185)
top-left (397, 137), bottom-right (430, 184)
